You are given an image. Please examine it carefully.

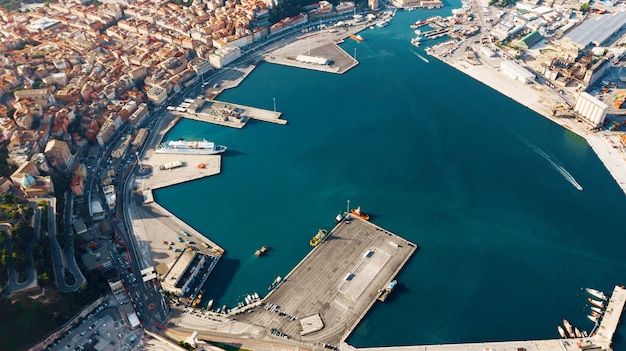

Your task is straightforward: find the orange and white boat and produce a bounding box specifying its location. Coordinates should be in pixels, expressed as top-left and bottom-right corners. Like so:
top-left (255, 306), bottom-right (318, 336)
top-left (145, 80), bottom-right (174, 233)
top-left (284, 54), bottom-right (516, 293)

top-left (349, 33), bottom-right (364, 42)
top-left (351, 206), bottom-right (370, 220)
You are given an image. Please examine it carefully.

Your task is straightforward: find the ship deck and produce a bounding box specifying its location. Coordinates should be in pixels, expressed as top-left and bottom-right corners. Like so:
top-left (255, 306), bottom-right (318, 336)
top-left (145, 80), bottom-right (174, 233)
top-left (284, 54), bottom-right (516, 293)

top-left (231, 214), bottom-right (417, 346)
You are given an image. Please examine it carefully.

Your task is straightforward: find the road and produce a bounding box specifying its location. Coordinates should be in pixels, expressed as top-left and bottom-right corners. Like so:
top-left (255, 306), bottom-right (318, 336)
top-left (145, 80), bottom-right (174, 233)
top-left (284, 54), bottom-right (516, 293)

top-left (62, 192), bottom-right (86, 291)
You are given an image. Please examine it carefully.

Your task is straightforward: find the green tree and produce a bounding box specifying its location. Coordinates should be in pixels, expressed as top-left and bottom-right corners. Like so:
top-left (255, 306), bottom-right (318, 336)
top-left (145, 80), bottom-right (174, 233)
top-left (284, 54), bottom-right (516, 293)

top-left (580, 3), bottom-right (590, 13)
top-left (37, 272), bottom-right (50, 282)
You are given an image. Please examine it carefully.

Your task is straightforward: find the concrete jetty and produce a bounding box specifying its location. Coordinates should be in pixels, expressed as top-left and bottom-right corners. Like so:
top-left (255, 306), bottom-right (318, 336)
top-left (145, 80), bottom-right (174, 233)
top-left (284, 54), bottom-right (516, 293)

top-left (594, 285), bottom-right (626, 348)
top-left (262, 28), bottom-right (362, 74)
top-left (172, 97), bottom-right (285, 127)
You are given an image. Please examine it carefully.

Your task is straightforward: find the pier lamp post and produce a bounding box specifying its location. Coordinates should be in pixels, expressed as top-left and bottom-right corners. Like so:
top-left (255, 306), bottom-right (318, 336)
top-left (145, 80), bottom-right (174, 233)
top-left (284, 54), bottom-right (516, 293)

top-left (347, 199), bottom-right (350, 214)
top-left (273, 97), bottom-right (276, 112)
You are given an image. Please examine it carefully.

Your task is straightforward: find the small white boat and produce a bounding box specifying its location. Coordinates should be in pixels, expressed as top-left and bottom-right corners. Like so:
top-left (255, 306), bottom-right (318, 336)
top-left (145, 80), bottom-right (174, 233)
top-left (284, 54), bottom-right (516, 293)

top-left (207, 299), bottom-right (214, 309)
top-left (557, 326), bottom-right (566, 338)
top-left (587, 314), bottom-right (599, 324)
top-left (586, 288), bottom-right (607, 300)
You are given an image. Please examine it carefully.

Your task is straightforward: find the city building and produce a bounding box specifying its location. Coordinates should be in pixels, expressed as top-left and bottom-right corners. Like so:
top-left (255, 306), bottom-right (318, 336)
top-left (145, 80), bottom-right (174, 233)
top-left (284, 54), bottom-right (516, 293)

top-left (44, 139), bottom-right (74, 171)
top-left (90, 200), bottom-right (106, 221)
top-left (146, 86), bottom-right (168, 105)
top-left (209, 46), bottom-right (242, 69)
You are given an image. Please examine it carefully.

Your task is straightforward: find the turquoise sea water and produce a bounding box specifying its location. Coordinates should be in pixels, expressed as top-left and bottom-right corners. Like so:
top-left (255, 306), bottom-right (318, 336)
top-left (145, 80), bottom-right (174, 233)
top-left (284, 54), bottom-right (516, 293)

top-left (154, 6), bottom-right (626, 348)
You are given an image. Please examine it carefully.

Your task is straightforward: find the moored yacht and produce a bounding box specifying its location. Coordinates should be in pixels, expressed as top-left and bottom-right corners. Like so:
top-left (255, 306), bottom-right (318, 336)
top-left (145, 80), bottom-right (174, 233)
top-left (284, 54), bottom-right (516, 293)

top-left (586, 288), bottom-right (607, 300)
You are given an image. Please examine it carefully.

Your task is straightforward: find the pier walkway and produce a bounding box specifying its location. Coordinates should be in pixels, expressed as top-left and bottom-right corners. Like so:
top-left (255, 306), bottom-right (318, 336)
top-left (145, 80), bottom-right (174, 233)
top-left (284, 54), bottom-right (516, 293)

top-left (594, 285), bottom-right (626, 348)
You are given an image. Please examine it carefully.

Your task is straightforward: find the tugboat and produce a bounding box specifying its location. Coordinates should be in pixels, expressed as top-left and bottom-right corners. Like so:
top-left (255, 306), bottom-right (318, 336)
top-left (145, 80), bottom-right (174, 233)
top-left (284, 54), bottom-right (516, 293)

top-left (310, 229), bottom-right (329, 247)
top-left (351, 206), bottom-right (370, 220)
top-left (255, 245), bottom-right (269, 257)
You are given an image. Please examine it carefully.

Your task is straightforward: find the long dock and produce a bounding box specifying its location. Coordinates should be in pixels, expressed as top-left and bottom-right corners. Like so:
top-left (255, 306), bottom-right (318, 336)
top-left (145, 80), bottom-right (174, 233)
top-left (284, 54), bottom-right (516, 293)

top-left (340, 286), bottom-right (626, 351)
top-left (594, 285), bottom-right (626, 348)
top-left (171, 97), bottom-right (286, 127)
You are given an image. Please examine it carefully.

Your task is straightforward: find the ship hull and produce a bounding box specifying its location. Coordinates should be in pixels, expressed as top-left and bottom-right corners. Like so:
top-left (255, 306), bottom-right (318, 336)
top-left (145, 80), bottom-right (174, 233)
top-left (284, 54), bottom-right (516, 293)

top-left (155, 145), bottom-right (227, 155)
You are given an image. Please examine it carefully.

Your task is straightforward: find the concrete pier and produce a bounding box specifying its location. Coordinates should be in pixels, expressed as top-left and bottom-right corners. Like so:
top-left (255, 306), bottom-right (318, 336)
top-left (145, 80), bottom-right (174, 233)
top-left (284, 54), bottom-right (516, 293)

top-left (594, 285), bottom-right (626, 348)
top-left (232, 214), bottom-right (417, 347)
top-left (172, 97), bottom-right (286, 127)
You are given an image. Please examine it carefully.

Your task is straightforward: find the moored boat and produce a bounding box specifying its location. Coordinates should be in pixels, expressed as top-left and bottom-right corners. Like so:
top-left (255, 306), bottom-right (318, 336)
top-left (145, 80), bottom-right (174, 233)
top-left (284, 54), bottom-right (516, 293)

top-left (377, 280), bottom-right (397, 302)
top-left (268, 275), bottom-right (282, 291)
top-left (575, 327), bottom-right (582, 338)
top-left (191, 292), bottom-right (203, 308)
top-left (351, 206), bottom-right (370, 220)
top-left (563, 319), bottom-right (573, 337)
top-left (310, 229), bottom-right (329, 247)
top-left (156, 139), bottom-right (227, 155)
top-left (591, 306), bottom-right (603, 314)
top-left (586, 288), bottom-right (607, 300)
top-left (587, 314), bottom-right (599, 324)
top-left (349, 33), bottom-right (364, 42)
top-left (335, 212), bottom-right (345, 223)
top-left (589, 298), bottom-right (605, 309)
top-left (410, 20), bottom-right (427, 29)
top-left (557, 326), bottom-right (566, 338)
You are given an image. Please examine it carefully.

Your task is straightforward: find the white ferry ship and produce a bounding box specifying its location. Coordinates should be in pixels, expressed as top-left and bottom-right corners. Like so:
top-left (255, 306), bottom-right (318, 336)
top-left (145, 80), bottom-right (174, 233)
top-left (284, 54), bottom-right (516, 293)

top-left (155, 139), bottom-right (227, 155)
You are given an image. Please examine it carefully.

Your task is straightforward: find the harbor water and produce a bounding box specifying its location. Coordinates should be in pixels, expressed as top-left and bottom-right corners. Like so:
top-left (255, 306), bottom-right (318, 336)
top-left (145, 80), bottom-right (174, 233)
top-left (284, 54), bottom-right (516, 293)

top-left (154, 6), bottom-right (626, 349)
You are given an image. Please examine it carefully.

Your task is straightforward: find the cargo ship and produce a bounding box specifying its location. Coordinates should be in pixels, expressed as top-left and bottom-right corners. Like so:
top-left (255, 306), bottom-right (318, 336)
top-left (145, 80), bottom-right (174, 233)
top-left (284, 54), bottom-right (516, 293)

top-left (310, 229), bottom-right (329, 247)
top-left (349, 34), bottom-right (364, 42)
top-left (155, 139), bottom-right (227, 155)
top-left (377, 280), bottom-right (397, 302)
top-left (255, 245), bottom-right (269, 257)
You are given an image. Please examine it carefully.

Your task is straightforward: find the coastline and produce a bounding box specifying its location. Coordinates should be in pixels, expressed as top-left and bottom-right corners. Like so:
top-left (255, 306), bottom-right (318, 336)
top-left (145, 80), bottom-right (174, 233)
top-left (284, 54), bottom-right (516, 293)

top-left (426, 46), bottom-right (626, 195)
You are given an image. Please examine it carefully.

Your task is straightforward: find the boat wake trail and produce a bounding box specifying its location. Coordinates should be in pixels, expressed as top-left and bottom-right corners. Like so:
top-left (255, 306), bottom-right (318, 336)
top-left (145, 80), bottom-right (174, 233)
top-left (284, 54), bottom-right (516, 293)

top-left (412, 51), bottom-right (429, 63)
top-left (529, 144), bottom-right (583, 191)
